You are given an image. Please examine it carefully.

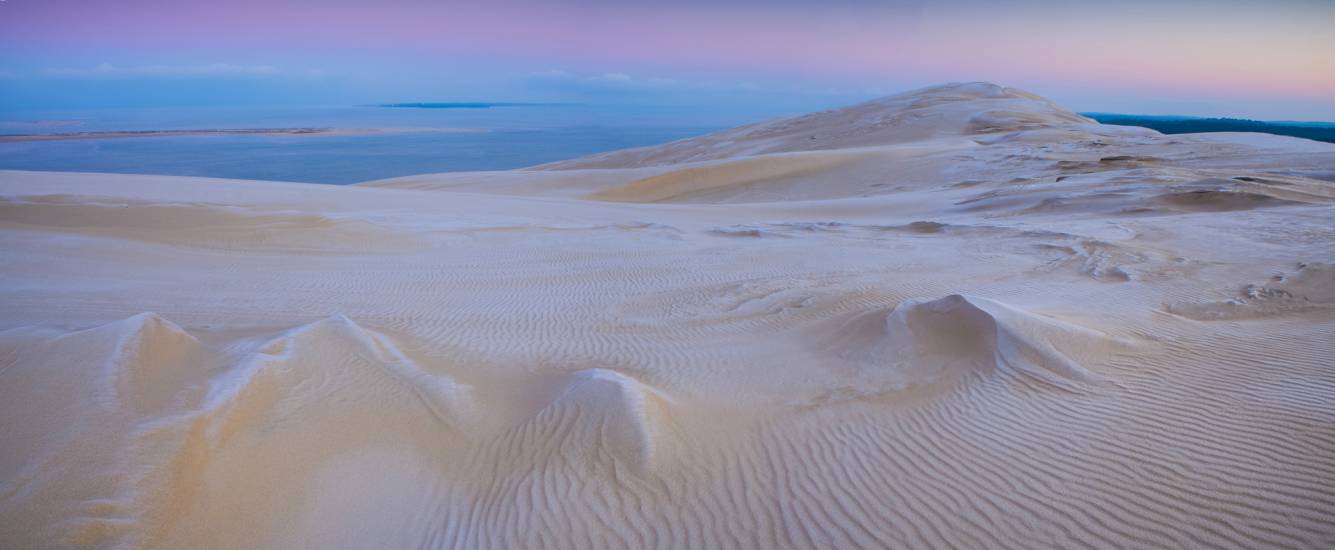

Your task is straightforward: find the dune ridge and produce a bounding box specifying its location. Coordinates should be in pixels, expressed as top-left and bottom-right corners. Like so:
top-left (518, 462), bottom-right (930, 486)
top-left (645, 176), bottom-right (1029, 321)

top-left (3, 82), bottom-right (1335, 548)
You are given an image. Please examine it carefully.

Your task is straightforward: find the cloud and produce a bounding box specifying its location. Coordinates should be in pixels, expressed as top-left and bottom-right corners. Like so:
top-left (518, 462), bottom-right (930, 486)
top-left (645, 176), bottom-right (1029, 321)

top-left (527, 69), bottom-right (761, 95)
top-left (525, 69), bottom-right (883, 100)
top-left (37, 63), bottom-right (302, 78)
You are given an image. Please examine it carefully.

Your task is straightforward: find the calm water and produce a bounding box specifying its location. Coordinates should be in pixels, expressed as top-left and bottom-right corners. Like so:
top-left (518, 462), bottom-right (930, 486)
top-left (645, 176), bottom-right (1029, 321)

top-left (0, 104), bottom-right (799, 184)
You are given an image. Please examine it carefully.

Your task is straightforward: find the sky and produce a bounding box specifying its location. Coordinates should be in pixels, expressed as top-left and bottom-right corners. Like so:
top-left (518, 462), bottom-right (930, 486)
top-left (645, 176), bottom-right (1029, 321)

top-left (2, 0), bottom-right (1333, 119)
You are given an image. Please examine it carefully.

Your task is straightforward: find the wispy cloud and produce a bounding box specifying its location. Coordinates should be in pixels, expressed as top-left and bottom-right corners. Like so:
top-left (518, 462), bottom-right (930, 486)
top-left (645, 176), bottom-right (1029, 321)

top-left (526, 69), bottom-right (884, 99)
top-left (528, 70), bottom-right (679, 90)
top-left (36, 63), bottom-right (314, 78)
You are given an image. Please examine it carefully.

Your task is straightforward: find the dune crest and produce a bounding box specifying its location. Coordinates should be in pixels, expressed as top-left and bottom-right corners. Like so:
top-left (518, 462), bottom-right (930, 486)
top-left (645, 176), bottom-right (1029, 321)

top-left (540, 82), bottom-right (1092, 169)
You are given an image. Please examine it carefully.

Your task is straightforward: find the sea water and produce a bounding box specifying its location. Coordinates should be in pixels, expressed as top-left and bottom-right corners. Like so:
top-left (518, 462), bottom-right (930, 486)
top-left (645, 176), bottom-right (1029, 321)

top-left (0, 104), bottom-right (796, 184)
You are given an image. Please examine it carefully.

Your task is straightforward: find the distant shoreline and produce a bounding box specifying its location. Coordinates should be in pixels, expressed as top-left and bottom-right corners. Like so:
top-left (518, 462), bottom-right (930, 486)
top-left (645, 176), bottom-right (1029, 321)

top-left (0, 127), bottom-right (481, 143)
top-left (376, 102), bottom-right (581, 109)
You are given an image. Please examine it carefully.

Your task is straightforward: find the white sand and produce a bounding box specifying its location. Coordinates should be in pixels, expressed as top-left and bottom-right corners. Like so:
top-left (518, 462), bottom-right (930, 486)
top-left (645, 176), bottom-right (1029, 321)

top-left (2, 82), bottom-right (1334, 549)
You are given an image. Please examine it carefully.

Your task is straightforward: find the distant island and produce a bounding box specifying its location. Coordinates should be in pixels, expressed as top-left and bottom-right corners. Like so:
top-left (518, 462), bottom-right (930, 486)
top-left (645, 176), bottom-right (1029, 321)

top-left (377, 102), bottom-right (580, 109)
top-left (1083, 113), bottom-right (1335, 143)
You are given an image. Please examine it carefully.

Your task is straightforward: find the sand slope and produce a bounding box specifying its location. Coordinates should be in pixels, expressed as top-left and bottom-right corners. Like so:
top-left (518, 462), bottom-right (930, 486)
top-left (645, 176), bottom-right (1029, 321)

top-left (3, 82), bottom-right (1335, 549)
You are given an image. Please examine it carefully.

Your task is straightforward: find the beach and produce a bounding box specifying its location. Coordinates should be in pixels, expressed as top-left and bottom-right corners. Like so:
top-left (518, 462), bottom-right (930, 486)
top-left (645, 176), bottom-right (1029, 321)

top-left (2, 82), bottom-right (1334, 548)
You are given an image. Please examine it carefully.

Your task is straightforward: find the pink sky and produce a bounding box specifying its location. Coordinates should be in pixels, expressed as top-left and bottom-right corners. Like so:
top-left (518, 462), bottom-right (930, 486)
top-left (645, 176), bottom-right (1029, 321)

top-left (3, 0), bottom-right (1333, 118)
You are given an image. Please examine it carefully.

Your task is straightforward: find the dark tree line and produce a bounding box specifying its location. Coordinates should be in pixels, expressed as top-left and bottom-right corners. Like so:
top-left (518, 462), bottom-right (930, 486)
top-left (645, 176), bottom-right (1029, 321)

top-left (1084, 114), bottom-right (1335, 144)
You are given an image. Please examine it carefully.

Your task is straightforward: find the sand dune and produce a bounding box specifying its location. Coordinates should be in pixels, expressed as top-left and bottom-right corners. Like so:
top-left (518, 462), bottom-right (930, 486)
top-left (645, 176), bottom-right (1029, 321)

top-left (536, 82), bottom-right (1095, 168)
top-left (0, 194), bottom-right (423, 252)
top-left (4, 82), bottom-right (1335, 548)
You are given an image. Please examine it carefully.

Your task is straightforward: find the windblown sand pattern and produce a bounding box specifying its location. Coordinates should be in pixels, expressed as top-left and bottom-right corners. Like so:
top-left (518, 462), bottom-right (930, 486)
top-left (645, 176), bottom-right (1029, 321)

top-left (2, 83), bottom-right (1334, 548)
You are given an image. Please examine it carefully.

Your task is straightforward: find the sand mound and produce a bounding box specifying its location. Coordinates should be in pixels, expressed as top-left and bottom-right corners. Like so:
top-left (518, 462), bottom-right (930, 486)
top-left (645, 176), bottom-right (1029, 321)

top-left (501, 369), bottom-right (675, 474)
top-left (827, 295), bottom-right (1116, 395)
top-left (93, 313), bottom-right (203, 412)
top-left (116, 316), bottom-right (473, 548)
top-left (0, 313), bottom-right (477, 548)
top-left (205, 315), bottom-right (473, 435)
top-left (0, 313), bottom-right (218, 547)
